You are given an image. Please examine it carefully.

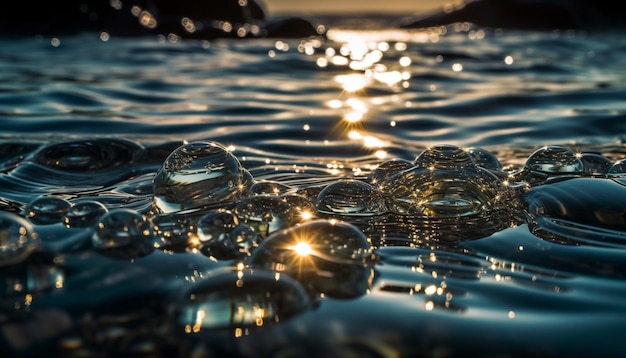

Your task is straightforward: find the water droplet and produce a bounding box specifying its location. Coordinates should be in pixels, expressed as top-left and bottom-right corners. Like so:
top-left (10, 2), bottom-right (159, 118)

top-left (524, 146), bottom-right (583, 176)
top-left (173, 267), bottom-right (309, 331)
top-left (234, 195), bottom-right (303, 238)
top-left (381, 145), bottom-right (503, 217)
top-left (63, 200), bottom-right (109, 228)
top-left (24, 196), bottom-right (72, 225)
top-left (93, 209), bottom-right (155, 258)
top-left (315, 179), bottom-right (387, 216)
top-left (153, 141), bottom-right (248, 213)
top-left (0, 212), bottom-right (39, 267)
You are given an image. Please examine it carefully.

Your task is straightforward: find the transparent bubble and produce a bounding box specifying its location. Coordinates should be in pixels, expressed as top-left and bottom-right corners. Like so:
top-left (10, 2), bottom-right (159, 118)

top-left (63, 200), bottom-right (109, 228)
top-left (24, 196), bottom-right (72, 225)
top-left (580, 153), bottom-right (612, 176)
top-left (174, 267), bottom-right (309, 332)
top-left (315, 179), bottom-right (387, 216)
top-left (197, 210), bottom-right (256, 259)
top-left (367, 158), bottom-right (415, 185)
top-left (0, 212), bottom-right (39, 267)
top-left (280, 194), bottom-right (317, 221)
top-left (234, 195), bottom-right (303, 238)
top-left (249, 219), bottom-right (373, 297)
top-left (608, 158), bottom-right (626, 176)
top-left (151, 211), bottom-right (199, 251)
top-left (152, 141), bottom-right (248, 213)
top-left (93, 209), bottom-right (155, 257)
top-left (381, 144), bottom-right (503, 217)
top-left (466, 147), bottom-right (502, 171)
top-left (250, 180), bottom-right (294, 196)
top-left (524, 146), bottom-right (584, 175)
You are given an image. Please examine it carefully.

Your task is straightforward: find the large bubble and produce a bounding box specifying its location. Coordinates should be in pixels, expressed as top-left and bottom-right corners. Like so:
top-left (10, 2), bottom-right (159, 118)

top-left (380, 145), bottom-right (503, 217)
top-left (152, 141), bottom-right (248, 213)
top-left (0, 212), bottom-right (39, 267)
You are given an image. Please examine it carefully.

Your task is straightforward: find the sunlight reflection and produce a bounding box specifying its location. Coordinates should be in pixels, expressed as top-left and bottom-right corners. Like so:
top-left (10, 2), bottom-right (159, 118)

top-left (335, 74), bottom-right (369, 93)
top-left (289, 241), bottom-right (314, 257)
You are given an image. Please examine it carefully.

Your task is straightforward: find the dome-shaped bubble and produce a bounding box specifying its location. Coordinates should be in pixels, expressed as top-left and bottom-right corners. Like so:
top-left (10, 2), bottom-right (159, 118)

top-left (367, 158), bottom-right (415, 185)
top-left (466, 147), bottom-right (502, 171)
top-left (34, 138), bottom-right (142, 172)
top-left (414, 144), bottom-right (475, 170)
top-left (250, 180), bottom-right (294, 196)
top-left (197, 210), bottom-right (259, 259)
top-left (63, 200), bottom-right (109, 228)
top-left (608, 158), bottom-right (626, 176)
top-left (249, 219), bottom-right (373, 297)
top-left (24, 196), bottom-right (72, 225)
top-left (281, 194), bottom-right (317, 221)
top-left (524, 146), bottom-right (584, 175)
top-left (580, 153), bottom-right (612, 176)
top-left (381, 145), bottom-right (503, 217)
top-left (315, 179), bottom-right (387, 216)
top-left (234, 195), bottom-right (303, 238)
top-left (0, 212), bottom-right (39, 267)
top-left (152, 141), bottom-right (248, 213)
top-left (93, 209), bottom-right (155, 253)
top-left (173, 267), bottom-right (310, 332)
top-left (151, 211), bottom-right (199, 251)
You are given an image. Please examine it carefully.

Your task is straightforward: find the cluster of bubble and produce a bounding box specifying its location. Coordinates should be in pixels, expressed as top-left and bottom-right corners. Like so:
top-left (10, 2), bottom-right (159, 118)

top-left (4, 140), bottom-right (626, 334)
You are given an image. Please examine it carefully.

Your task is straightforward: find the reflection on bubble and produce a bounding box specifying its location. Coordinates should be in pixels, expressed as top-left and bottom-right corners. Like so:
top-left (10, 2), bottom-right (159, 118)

top-left (174, 267), bottom-right (310, 332)
top-left (315, 179), bottom-right (387, 216)
top-left (467, 147), bottom-right (502, 171)
top-left (580, 153), bottom-right (612, 176)
top-left (234, 195), bottom-right (303, 238)
top-left (197, 210), bottom-right (259, 259)
top-left (24, 196), bottom-right (72, 225)
top-left (524, 146), bottom-right (584, 176)
top-left (93, 209), bottom-right (155, 258)
top-left (64, 200), bottom-right (109, 228)
top-left (367, 158), bottom-right (415, 185)
top-left (0, 212), bottom-right (39, 267)
top-left (381, 145), bottom-right (503, 217)
top-left (250, 181), bottom-right (294, 196)
top-left (249, 219), bottom-right (373, 297)
top-left (153, 141), bottom-right (248, 213)
top-left (608, 158), bottom-right (626, 176)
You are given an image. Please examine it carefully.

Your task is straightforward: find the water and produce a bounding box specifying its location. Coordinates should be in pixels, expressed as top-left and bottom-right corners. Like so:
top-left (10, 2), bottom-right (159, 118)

top-left (1, 15), bottom-right (626, 357)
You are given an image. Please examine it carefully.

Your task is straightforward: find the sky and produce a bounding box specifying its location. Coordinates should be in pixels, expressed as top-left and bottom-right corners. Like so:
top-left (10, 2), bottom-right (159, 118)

top-left (263, 0), bottom-right (452, 15)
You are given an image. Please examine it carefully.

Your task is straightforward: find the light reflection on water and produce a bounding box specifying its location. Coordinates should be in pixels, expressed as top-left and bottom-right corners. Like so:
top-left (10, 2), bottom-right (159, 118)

top-left (1, 16), bottom-right (626, 357)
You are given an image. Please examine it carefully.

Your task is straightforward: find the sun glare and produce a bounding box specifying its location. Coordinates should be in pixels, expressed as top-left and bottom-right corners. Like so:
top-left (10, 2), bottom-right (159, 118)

top-left (289, 241), bottom-right (314, 257)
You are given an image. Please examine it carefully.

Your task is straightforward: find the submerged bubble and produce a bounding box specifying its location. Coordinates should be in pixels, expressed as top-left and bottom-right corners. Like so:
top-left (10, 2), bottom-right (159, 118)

top-left (524, 146), bottom-right (584, 175)
top-left (93, 209), bottom-right (155, 258)
top-left (63, 200), bottom-right (109, 228)
top-left (315, 179), bottom-right (387, 216)
top-left (24, 196), bottom-right (72, 225)
top-left (381, 145), bottom-right (503, 217)
top-left (174, 267), bottom-right (310, 332)
top-left (152, 141), bottom-right (248, 213)
top-left (234, 195), bottom-right (303, 238)
top-left (0, 212), bottom-right (39, 267)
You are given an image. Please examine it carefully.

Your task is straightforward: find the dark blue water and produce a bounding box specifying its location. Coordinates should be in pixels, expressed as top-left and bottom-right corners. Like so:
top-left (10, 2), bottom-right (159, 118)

top-left (2, 17), bottom-right (626, 357)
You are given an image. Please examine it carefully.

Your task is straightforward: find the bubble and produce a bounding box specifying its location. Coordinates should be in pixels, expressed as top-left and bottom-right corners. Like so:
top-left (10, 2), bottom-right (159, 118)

top-left (197, 210), bottom-right (259, 259)
top-left (249, 219), bottom-right (374, 298)
top-left (280, 194), bottom-right (317, 221)
top-left (581, 153), bottom-right (612, 176)
top-left (24, 196), bottom-right (72, 225)
top-left (0, 212), bottom-right (39, 267)
top-left (524, 146), bottom-right (584, 175)
top-left (152, 141), bottom-right (248, 213)
top-left (315, 179), bottom-right (387, 216)
top-left (466, 147), bottom-right (502, 171)
top-left (608, 158), bottom-right (626, 176)
top-left (381, 145), bottom-right (503, 217)
top-left (93, 209), bottom-right (155, 258)
top-left (63, 200), bottom-right (109, 228)
top-left (151, 211), bottom-right (199, 251)
top-left (234, 195), bottom-right (303, 238)
top-left (173, 267), bottom-right (310, 332)
top-left (367, 158), bottom-right (415, 185)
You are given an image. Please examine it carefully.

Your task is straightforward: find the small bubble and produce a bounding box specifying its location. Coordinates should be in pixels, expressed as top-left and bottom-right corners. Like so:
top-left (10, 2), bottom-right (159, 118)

top-left (64, 200), bottom-right (108, 228)
top-left (93, 209), bottom-right (155, 258)
top-left (315, 179), bottom-right (387, 216)
top-left (24, 196), bottom-right (72, 225)
top-left (0, 212), bottom-right (39, 267)
top-left (234, 196), bottom-right (303, 238)
top-left (524, 146), bottom-right (584, 180)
